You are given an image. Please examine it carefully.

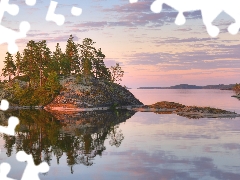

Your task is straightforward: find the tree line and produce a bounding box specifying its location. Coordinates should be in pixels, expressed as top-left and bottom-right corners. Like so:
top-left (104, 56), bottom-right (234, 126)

top-left (2, 35), bottom-right (124, 85)
top-left (1, 35), bottom-right (124, 106)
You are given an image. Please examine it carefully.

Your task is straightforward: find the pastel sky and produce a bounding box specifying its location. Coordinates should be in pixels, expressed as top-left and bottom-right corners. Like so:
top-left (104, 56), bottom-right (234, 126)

top-left (1, 0), bottom-right (240, 88)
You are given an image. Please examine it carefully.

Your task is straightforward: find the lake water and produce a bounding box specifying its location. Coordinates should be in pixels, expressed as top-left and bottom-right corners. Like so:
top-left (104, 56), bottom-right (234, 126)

top-left (0, 89), bottom-right (240, 180)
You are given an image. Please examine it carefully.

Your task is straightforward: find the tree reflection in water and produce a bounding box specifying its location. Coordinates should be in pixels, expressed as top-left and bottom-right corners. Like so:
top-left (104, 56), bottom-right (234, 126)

top-left (0, 109), bottom-right (135, 173)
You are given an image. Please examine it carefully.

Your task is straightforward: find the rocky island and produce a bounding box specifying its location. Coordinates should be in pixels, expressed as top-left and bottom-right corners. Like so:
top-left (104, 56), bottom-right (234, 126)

top-left (45, 75), bottom-right (143, 111)
top-left (0, 35), bottom-right (143, 110)
top-left (130, 101), bottom-right (240, 119)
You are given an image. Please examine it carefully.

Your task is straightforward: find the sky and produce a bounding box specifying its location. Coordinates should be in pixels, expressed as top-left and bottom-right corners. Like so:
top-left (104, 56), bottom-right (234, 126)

top-left (0, 0), bottom-right (240, 88)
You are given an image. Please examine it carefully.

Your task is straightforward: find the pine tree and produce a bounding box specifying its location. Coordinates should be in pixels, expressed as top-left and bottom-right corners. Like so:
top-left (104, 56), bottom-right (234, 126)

top-left (93, 48), bottom-right (110, 80)
top-left (22, 40), bottom-right (39, 87)
top-left (51, 43), bottom-right (62, 75)
top-left (44, 71), bottom-right (61, 98)
top-left (36, 40), bottom-right (52, 86)
top-left (2, 52), bottom-right (16, 81)
top-left (59, 54), bottom-right (71, 76)
top-left (79, 38), bottom-right (96, 77)
top-left (15, 51), bottom-right (22, 76)
top-left (65, 35), bottom-right (80, 74)
top-left (22, 40), bottom-right (51, 87)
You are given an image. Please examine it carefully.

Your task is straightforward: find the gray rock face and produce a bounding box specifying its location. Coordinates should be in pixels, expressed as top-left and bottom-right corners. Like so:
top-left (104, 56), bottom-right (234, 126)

top-left (47, 75), bottom-right (143, 108)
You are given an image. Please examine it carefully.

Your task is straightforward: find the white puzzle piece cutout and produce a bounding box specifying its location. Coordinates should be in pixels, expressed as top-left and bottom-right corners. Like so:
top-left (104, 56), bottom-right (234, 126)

top-left (0, 21), bottom-right (30, 54)
top-left (0, 99), bottom-right (9, 111)
top-left (71, 7), bottom-right (82, 16)
top-left (0, 163), bottom-right (16, 180)
top-left (0, 0), bottom-right (31, 53)
top-left (0, 0), bottom-right (19, 20)
top-left (46, 0), bottom-right (82, 26)
top-left (46, 1), bottom-right (65, 26)
top-left (25, 0), bottom-right (36, 6)
top-left (0, 116), bottom-right (19, 136)
top-left (16, 151), bottom-right (50, 180)
top-left (0, 100), bottom-right (19, 136)
top-left (130, 0), bottom-right (240, 37)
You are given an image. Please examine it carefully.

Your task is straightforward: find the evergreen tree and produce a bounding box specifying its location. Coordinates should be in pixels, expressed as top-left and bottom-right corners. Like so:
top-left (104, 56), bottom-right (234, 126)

top-left (65, 35), bottom-right (80, 74)
top-left (22, 40), bottom-right (39, 87)
top-left (2, 52), bottom-right (16, 81)
top-left (59, 54), bottom-right (71, 76)
top-left (93, 48), bottom-right (111, 80)
top-left (51, 43), bottom-right (62, 75)
top-left (22, 40), bottom-right (51, 87)
top-left (15, 51), bottom-right (22, 76)
top-left (36, 40), bottom-right (52, 86)
top-left (1, 35), bottom-right (125, 106)
top-left (79, 38), bottom-right (96, 77)
top-left (44, 71), bottom-right (61, 98)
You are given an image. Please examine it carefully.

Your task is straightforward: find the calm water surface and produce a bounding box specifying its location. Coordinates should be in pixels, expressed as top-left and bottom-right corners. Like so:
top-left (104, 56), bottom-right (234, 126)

top-left (130, 89), bottom-right (240, 113)
top-left (0, 89), bottom-right (240, 180)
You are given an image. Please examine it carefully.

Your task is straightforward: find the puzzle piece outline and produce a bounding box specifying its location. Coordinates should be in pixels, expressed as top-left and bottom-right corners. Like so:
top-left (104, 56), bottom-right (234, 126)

top-left (0, 0), bottom-right (19, 23)
top-left (0, 0), bottom-right (32, 54)
top-left (0, 99), bottom-right (18, 179)
top-left (0, 99), bottom-right (49, 179)
top-left (0, 100), bottom-right (19, 136)
top-left (1, 0), bottom-right (82, 53)
top-left (0, 99), bottom-right (9, 111)
top-left (46, 0), bottom-right (82, 26)
top-left (0, 163), bottom-right (16, 180)
top-left (0, 116), bottom-right (19, 136)
top-left (25, 0), bottom-right (36, 6)
top-left (16, 151), bottom-right (50, 180)
top-left (130, 0), bottom-right (240, 37)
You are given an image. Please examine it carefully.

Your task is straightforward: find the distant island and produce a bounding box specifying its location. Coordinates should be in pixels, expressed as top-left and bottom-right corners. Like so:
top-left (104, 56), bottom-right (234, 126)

top-left (138, 84), bottom-right (236, 90)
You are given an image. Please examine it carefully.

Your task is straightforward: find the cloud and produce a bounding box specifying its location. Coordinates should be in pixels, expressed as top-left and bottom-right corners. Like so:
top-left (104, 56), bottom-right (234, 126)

top-left (154, 37), bottom-right (215, 44)
top-left (104, 149), bottom-right (240, 180)
top-left (125, 47), bottom-right (240, 71)
top-left (64, 0), bottom-right (204, 31)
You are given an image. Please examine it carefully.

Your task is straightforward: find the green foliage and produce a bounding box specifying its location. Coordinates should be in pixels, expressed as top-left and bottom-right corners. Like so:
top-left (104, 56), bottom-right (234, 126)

top-left (93, 48), bottom-right (111, 80)
top-left (15, 51), bottom-right (22, 76)
top-left (78, 38), bottom-right (95, 76)
top-left (11, 86), bottom-right (36, 106)
top-left (10, 73), bottom-right (62, 106)
top-left (65, 35), bottom-right (80, 74)
top-left (110, 63), bottom-right (124, 83)
top-left (12, 74), bottom-right (30, 82)
top-left (44, 71), bottom-right (62, 98)
top-left (2, 52), bottom-right (16, 81)
top-left (1, 35), bottom-right (124, 106)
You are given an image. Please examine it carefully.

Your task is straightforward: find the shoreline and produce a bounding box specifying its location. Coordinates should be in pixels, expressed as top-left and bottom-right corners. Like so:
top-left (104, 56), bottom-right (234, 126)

top-left (231, 94), bottom-right (240, 98)
top-left (8, 102), bottom-right (240, 119)
top-left (44, 104), bottom-right (240, 119)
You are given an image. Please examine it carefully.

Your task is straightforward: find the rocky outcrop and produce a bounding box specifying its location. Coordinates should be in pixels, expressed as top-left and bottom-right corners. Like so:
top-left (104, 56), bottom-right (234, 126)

top-left (130, 101), bottom-right (240, 119)
top-left (231, 93), bottom-right (240, 99)
top-left (45, 75), bottom-right (143, 110)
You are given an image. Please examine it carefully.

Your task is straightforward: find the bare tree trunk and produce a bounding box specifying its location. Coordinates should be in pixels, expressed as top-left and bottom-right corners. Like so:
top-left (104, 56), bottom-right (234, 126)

top-left (40, 69), bottom-right (42, 87)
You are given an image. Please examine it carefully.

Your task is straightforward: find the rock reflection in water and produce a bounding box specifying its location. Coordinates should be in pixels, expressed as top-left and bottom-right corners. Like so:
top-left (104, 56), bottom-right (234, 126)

top-left (0, 110), bottom-right (135, 173)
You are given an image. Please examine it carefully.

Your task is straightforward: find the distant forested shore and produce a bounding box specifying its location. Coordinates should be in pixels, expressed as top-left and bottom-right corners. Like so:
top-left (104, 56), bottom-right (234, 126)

top-left (138, 83), bottom-right (239, 90)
